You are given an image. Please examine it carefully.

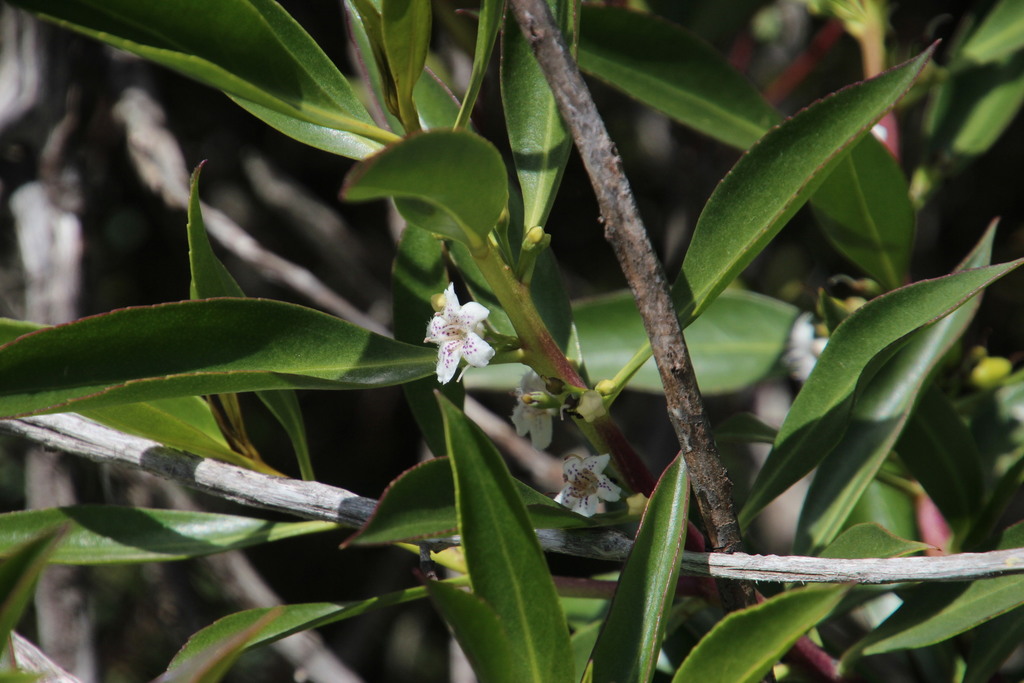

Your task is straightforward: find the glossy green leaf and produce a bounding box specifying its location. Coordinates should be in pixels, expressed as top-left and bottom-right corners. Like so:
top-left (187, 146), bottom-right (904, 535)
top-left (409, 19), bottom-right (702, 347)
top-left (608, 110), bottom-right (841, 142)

top-left (342, 130), bottom-right (509, 247)
top-left (170, 583), bottom-right (446, 669)
top-left (439, 396), bottom-right (574, 683)
top-left (590, 454), bottom-right (688, 683)
top-left (7, 0), bottom-right (395, 152)
top-left (187, 164), bottom-right (313, 480)
top-left (456, 0), bottom-right (503, 130)
top-left (925, 50), bottom-right (1024, 164)
top-left (740, 257), bottom-right (1024, 528)
top-left (713, 412), bottom-right (778, 444)
top-left (348, 457), bottom-right (593, 547)
top-left (962, 605), bottom-right (1024, 683)
top-left (573, 289), bottom-right (798, 393)
top-left (415, 70), bottom-right (463, 130)
top-left (393, 225), bottom-right (464, 456)
top-left (502, 0), bottom-right (573, 228)
top-left (0, 507), bottom-right (333, 564)
top-left (0, 298), bottom-right (436, 418)
top-left (898, 387), bottom-right (985, 542)
top-left (675, 47), bottom-right (934, 324)
top-left (0, 527), bottom-right (65, 647)
top-left (672, 584), bottom-right (848, 683)
top-left (425, 580), bottom-right (527, 683)
top-left (382, 0), bottom-right (430, 130)
top-left (577, 5), bottom-right (776, 149)
top-left (0, 318), bottom-right (44, 344)
top-left (959, 0), bottom-right (1024, 65)
top-left (156, 608), bottom-right (281, 683)
top-left (819, 523), bottom-right (932, 560)
top-left (844, 478), bottom-right (918, 544)
top-left (794, 270), bottom-right (984, 555)
top-left (810, 137), bottom-right (914, 290)
top-left (79, 398), bottom-right (242, 465)
top-left (843, 522), bottom-right (1024, 664)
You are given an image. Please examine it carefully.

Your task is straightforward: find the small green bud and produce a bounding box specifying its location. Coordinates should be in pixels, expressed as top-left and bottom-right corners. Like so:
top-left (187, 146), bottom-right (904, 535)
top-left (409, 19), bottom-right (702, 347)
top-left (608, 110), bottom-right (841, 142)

top-left (594, 379), bottom-right (616, 396)
top-left (970, 356), bottom-right (1012, 390)
top-left (430, 292), bottom-right (447, 313)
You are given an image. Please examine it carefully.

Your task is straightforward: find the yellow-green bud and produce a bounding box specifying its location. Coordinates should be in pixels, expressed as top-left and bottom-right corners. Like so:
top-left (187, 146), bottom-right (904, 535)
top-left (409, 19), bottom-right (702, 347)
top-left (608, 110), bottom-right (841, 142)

top-left (595, 379), bottom-right (616, 396)
top-left (430, 292), bottom-right (447, 313)
top-left (576, 390), bottom-right (607, 423)
top-left (970, 356), bottom-right (1012, 390)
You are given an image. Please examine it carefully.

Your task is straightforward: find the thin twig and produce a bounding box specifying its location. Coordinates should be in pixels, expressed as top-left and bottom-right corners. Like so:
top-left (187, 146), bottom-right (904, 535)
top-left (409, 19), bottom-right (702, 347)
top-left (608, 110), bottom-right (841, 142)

top-left (507, 0), bottom-right (755, 611)
top-left (4, 414), bottom-right (1023, 585)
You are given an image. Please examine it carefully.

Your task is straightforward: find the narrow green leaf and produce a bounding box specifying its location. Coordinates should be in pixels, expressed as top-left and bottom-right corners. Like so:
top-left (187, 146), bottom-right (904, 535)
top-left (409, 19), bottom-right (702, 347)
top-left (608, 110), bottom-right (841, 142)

top-left (898, 387), bottom-right (985, 542)
top-left (819, 523), bottom-right (932, 560)
top-left (7, 0), bottom-right (394, 151)
top-left (590, 453), bottom-right (688, 683)
top-left (842, 522), bottom-right (1024, 665)
top-left (0, 298), bottom-right (436, 418)
top-left (456, 0), bottom-right (503, 130)
top-left (79, 398), bottom-right (240, 464)
top-left (672, 585), bottom-right (848, 683)
top-left (392, 226), bottom-right (464, 457)
top-left (382, 0), bottom-right (431, 130)
top-left (156, 608), bottom-right (282, 683)
top-left (347, 457), bottom-right (593, 547)
top-left (676, 47), bottom-right (934, 323)
top-left (740, 257), bottom-right (1024, 528)
top-left (963, 606), bottom-right (1024, 683)
top-left (714, 412), bottom-right (778, 444)
top-left (170, 583), bottom-right (449, 669)
top-left (573, 289), bottom-right (798, 393)
top-left (439, 396), bottom-right (574, 683)
top-left (0, 507), bottom-right (333, 564)
top-left (187, 164), bottom-right (313, 480)
top-left (577, 5), bottom-right (776, 149)
top-left (0, 527), bottom-right (65, 646)
top-left (959, 0), bottom-right (1024, 65)
top-left (425, 581), bottom-right (527, 683)
top-left (810, 137), bottom-right (914, 290)
top-left (0, 318), bottom-right (44, 344)
top-left (502, 0), bottom-right (573, 228)
top-left (342, 130), bottom-right (509, 247)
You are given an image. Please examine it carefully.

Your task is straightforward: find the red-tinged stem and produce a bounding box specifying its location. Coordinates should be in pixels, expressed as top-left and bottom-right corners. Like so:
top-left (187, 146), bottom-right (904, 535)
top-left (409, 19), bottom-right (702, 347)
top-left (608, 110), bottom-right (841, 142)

top-left (764, 20), bottom-right (846, 105)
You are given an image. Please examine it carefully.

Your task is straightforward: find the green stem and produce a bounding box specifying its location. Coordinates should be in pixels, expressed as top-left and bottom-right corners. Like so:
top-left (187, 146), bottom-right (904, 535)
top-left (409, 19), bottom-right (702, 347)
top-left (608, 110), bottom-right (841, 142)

top-left (473, 240), bottom-right (656, 495)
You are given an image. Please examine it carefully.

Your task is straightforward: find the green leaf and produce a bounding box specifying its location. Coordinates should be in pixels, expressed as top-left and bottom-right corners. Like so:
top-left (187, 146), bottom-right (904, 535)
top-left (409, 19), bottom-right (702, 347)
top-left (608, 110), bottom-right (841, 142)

top-left (156, 608), bottom-right (282, 683)
top-left (0, 298), bottom-right (436, 418)
top-left (672, 584), bottom-right (848, 683)
top-left (7, 0), bottom-right (395, 151)
top-left (842, 522), bottom-right (1024, 665)
top-left (170, 582), bottom-right (447, 669)
top-left (381, 0), bottom-right (431, 130)
top-left (959, 0), bottom-right (1024, 65)
top-left (898, 387), bottom-right (985, 543)
top-left (392, 226), bottom-right (464, 457)
top-left (0, 507), bottom-right (333, 564)
top-left (0, 527), bottom-right (65, 646)
top-left (79, 398), bottom-right (241, 464)
top-left (0, 318), bottom-right (44, 344)
top-left (573, 289), bottom-right (798, 394)
top-left (925, 50), bottom-right (1024, 164)
top-left (675, 47), bottom-right (934, 324)
top-left (962, 605), bottom-right (1024, 683)
top-left (347, 457), bottom-right (594, 547)
top-left (590, 453), bottom-right (688, 683)
top-left (425, 581), bottom-right (527, 683)
top-left (713, 412), bottom-right (778, 444)
top-left (187, 164), bottom-right (313, 480)
top-left (439, 396), bottom-right (574, 683)
top-left (577, 5), bottom-right (776, 149)
top-left (740, 256), bottom-right (1024, 528)
top-left (456, 0), bottom-right (503, 130)
top-left (810, 137), bottom-right (914, 290)
top-left (819, 523), bottom-right (932, 560)
top-left (502, 0), bottom-right (573, 228)
top-left (342, 130), bottom-right (509, 248)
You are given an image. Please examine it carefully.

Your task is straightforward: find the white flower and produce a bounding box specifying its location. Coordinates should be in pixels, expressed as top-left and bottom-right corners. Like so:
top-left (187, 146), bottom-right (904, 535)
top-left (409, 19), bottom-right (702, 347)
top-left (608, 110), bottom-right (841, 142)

top-left (554, 454), bottom-right (622, 517)
top-left (512, 370), bottom-right (556, 449)
top-left (783, 313), bottom-right (828, 382)
top-left (424, 283), bottom-right (495, 384)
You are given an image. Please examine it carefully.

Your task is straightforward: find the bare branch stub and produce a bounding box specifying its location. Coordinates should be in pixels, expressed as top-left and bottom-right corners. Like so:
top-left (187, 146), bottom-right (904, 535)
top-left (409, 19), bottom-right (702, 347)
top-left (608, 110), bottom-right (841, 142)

top-left (507, 0), bottom-right (755, 611)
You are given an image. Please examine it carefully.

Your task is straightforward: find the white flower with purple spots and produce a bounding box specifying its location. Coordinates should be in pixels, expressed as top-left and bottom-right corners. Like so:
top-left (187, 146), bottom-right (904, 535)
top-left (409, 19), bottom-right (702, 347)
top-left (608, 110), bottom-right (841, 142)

top-left (554, 454), bottom-right (622, 517)
top-left (424, 283), bottom-right (495, 384)
top-left (512, 370), bottom-right (556, 449)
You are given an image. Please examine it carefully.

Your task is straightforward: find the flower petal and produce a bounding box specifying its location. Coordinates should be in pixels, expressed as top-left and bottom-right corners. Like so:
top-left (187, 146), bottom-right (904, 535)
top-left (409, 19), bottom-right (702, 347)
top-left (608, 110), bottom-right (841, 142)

top-left (435, 340), bottom-right (463, 384)
top-left (460, 332), bottom-right (495, 368)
